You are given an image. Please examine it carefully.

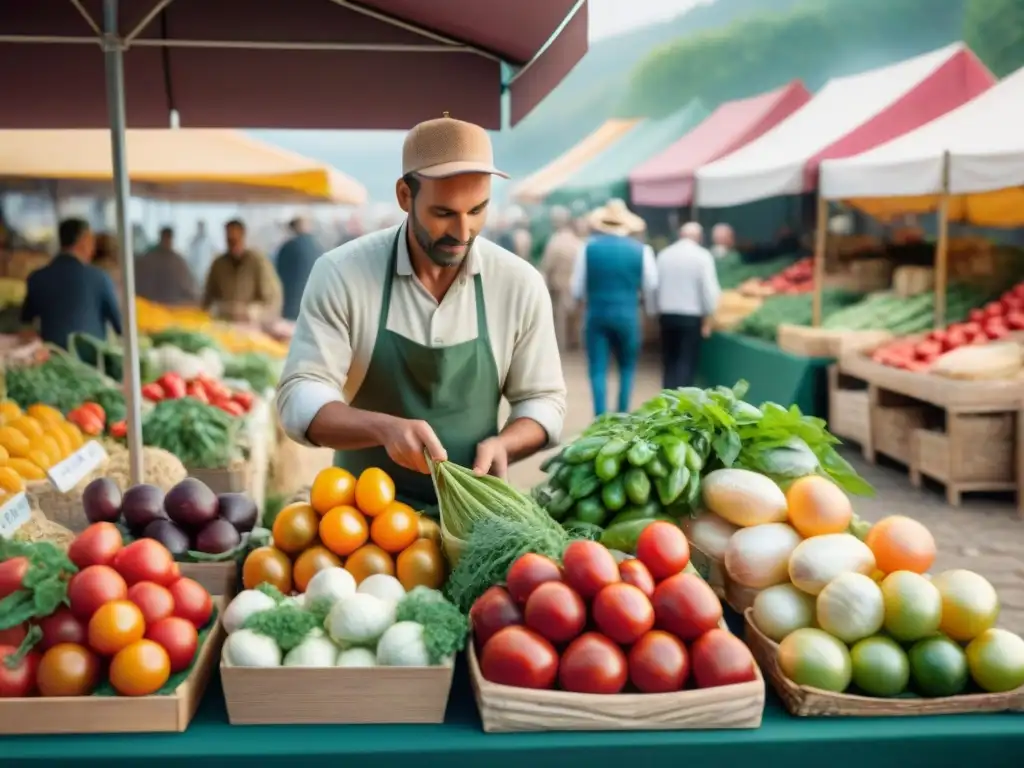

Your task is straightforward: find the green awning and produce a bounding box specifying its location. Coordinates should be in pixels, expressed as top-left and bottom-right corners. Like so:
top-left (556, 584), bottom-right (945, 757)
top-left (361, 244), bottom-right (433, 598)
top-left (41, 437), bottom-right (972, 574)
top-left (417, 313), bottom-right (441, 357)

top-left (545, 100), bottom-right (708, 207)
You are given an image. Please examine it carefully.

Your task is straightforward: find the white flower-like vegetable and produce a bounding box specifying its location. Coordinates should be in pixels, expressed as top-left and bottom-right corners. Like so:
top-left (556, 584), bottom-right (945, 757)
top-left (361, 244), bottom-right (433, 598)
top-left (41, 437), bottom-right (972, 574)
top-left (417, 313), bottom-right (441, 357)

top-left (306, 567), bottom-right (357, 607)
top-left (281, 593), bottom-right (307, 610)
top-left (223, 629), bottom-right (281, 667)
top-left (357, 574), bottom-right (405, 604)
top-left (376, 621), bottom-right (431, 667)
top-left (283, 633), bottom-right (341, 667)
top-left (336, 647), bottom-right (378, 667)
top-left (222, 589), bottom-right (278, 635)
top-left (326, 593), bottom-right (396, 647)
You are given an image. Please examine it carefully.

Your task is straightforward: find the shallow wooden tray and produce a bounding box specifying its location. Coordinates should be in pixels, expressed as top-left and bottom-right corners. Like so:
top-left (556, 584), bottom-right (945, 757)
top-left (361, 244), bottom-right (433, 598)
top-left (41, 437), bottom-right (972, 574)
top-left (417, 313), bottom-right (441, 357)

top-left (221, 657), bottom-right (454, 725)
top-left (179, 561), bottom-right (238, 596)
top-left (467, 624), bottom-right (765, 733)
top-left (0, 598), bottom-right (226, 735)
top-left (744, 609), bottom-right (1024, 717)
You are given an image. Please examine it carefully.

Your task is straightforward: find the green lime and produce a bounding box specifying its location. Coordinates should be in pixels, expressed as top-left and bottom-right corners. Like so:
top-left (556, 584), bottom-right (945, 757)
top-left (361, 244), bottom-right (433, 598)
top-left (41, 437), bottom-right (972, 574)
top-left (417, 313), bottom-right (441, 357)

top-left (778, 628), bottom-right (852, 693)
top-left (966, 628), bottom-right (1024, 693)
top-left (850, 635), bottom-right (910, 697)
top-left (909, 635), bottom-right (969, 697)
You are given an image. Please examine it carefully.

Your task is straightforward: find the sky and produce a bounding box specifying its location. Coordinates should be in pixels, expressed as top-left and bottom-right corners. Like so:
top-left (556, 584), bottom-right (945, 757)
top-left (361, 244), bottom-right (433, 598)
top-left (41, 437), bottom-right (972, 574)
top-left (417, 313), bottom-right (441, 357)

top-left (588, 0), bottom-right (713, 40)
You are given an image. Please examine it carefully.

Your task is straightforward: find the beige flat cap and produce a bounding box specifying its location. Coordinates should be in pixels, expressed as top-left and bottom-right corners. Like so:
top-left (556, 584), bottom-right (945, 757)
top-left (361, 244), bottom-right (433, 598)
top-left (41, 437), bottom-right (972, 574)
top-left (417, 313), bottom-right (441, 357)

top-left (403, 113), bottom-right (509, 179)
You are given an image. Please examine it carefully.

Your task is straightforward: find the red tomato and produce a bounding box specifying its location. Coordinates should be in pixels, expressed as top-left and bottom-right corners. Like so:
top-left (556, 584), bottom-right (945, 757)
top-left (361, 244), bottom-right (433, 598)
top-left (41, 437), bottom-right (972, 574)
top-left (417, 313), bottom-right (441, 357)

top-left (629, 630), bottom-right (690, 693)
top-left (68, 565), bottom-right (128, 622)
top-left (690, 628), bottom-right (758, 689)
top-left (37, 608), bottom-right (87, 651)
top-left (505, 553), bottom-right (562, 604)
top-left (618, 559), bottom-right (655, 597)
top-left (127, 581), bottom-right (176, 626)
top-left (480, 626), bottom-right (559, 690)
top-left (68, 522), bottom-right (124, 569)
top-left (168, 578), bottom-right (213, 628)
top-left (561, 540), bottom-right (620, 599)
top-left (592, 582), bottom-right (654, 645)
top-left (0, 644), bottom-right (39, 697)
top-left (524, 581), bottom-right (586, 644)
top-left (0, 556), bottom-right (28, 600)
top-left (146, 616), bottom-right (199, 673)
top-left (558, 632), bottom-right (628, 694)
top-left (635, 521), bottom-right (690, 581)
top-left (469, 586), bottom-right (523, 648)
top-left (968, 308), bottom-right (986, 323)
top-left (0, 623), bottom-right (27, 647)
top-left (651, 572), bottom-right (722, 641)
top-left (112, 539), bottom-right (176, 587)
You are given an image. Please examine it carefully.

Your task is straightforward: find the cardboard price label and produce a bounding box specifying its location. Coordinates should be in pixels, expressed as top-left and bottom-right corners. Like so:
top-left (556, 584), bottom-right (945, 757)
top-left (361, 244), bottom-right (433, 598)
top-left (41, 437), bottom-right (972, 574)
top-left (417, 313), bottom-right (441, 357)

top-left (47, 441), bottom-right (108, 493)
top-left (0, 492), bottom-right (31, 537)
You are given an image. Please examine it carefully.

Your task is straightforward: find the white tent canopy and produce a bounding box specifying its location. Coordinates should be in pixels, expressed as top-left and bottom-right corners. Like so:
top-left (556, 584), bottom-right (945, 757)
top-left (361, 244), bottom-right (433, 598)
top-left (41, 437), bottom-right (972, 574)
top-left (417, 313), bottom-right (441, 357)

top-left (694, 43), bottom-right (978, 208)
top-left (820, 64), bottom-right (1024, 201)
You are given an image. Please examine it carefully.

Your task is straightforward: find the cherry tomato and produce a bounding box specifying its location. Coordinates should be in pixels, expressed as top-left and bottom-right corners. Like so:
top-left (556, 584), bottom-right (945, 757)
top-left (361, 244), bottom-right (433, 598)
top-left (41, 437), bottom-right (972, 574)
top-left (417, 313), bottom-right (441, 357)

top-left (561, 540), bottom-right (620, 599)
top-left (618, 558), bottom-right (655, 597)
top-left (524, 581), bottom-right (586, 645)
top-left (88, 599), bottom-right (146, 655)
top-left (0, 556), bottom-right (28, 600)
top-left (127, 581), bottom-right (176, 626)
top-left (635, 521), bottom-right (690, 581)
top-left (109, 639), bottom-right (171, 696)
top-left (469, 586), bottom-right (523, 648)
top-left (559, 632), bottom-right (628, 694)
top-left (480, 626), bottom-right (558, 690)
top-left (395, 538), bottom-right (446, 591)
top-left (67, 522), bottom-right (124, 570)
top-left (651, 572), bottom-right (722, 641)
top-left (146, 616), bottom-right (199, 673)
top-left (592, 582), bottom-right (654, 645)
top-left (505, 553), bottom-right (562, 604)
top-left (36, 643), bottom-right (100, 697)
top-left (690, 628), bottom-right (757, 689)
top-left (628, 630), bottom-right (690, 693)
top-left (112, 539), bottom-right (176, 587)
top-left (68, 565), bottom-right (128, 623)
top-left (0, 644), bottom-right (39, 697)
top-left (0, 622), bottom-right (27, 647)
top-left (37, 608), bottom-right (87, 651)
top-left (169, 578), bottom-right (213, 628)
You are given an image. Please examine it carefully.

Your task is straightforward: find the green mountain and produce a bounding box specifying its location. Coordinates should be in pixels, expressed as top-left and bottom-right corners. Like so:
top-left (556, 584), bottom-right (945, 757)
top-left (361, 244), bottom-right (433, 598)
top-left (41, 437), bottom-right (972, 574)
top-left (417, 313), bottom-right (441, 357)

top-left (964, 0), bottom-right (1024, 77)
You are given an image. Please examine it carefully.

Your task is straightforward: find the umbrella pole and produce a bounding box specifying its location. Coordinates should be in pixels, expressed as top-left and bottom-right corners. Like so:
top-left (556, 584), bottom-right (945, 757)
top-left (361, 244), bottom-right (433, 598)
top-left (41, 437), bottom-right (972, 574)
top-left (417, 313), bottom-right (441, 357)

top-left (103, 0), bottom-right (144, 485)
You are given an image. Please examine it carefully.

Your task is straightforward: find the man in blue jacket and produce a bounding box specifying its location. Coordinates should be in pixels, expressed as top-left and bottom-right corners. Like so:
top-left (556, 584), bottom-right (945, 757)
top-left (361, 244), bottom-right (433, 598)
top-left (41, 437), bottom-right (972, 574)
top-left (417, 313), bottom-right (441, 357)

top-left (274, 216), bottom-right (322, 321)
top-left (570, 199), bottom-right (658, 416)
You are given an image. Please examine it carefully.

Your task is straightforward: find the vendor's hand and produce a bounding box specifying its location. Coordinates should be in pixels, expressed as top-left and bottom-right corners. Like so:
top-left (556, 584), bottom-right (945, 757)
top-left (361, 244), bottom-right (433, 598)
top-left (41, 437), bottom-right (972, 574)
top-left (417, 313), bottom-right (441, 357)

top-left (473, 437), bottom-right (509, 480)
top-left (381, 417), bottom-right (447, 474)
top-left (701, 318), bottom-right (713, 338)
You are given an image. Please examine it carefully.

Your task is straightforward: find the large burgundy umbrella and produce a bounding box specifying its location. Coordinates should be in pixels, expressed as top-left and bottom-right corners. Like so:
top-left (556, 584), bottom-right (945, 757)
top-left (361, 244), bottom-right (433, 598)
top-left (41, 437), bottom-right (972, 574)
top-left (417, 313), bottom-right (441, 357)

top-left (0, 0), bottom-right (588, 483)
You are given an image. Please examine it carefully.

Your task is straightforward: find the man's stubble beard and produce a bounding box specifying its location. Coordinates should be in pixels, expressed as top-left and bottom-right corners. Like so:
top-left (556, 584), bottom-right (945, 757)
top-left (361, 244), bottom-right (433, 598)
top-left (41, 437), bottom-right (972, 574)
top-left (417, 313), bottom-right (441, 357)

top-left (410, 208), bottom-right (475, 268)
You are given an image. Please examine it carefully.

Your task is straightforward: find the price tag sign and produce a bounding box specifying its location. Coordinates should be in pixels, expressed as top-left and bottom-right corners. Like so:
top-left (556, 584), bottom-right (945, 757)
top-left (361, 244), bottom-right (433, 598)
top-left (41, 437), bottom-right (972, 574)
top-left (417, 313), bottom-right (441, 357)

top-left (48, 441), bottom-right (108, 493)
top-left (0, 492), bottom-right (31, 537)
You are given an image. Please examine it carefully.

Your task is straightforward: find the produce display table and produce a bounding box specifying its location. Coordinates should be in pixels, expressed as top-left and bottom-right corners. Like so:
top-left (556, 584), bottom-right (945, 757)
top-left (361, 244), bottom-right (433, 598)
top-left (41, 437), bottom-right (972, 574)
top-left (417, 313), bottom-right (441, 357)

top-left (698, 332), bottom-right (832, 417)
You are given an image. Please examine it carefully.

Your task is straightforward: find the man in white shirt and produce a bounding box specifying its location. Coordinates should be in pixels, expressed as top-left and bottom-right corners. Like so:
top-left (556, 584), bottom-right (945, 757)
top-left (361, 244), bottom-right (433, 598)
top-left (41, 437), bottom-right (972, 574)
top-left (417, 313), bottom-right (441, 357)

top-left (655, 222), bottom-right (721, 389)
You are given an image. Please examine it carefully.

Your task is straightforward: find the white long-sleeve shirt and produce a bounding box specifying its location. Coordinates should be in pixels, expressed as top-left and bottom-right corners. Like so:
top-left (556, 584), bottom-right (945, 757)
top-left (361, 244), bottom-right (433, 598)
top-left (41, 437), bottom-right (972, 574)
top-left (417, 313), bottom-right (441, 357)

top-left (569, 242), bottom-right (659, 316)
top-left (654, 238), bottom-right (721, 317)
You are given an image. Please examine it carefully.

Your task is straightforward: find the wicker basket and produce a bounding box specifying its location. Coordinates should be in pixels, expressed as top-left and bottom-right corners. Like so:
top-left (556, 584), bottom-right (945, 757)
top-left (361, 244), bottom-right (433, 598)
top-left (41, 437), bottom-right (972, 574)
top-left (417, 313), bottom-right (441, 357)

top-left (743, 609), bottom-right (1024, 717)
top-left (25, 482), bottom-right (89, 533)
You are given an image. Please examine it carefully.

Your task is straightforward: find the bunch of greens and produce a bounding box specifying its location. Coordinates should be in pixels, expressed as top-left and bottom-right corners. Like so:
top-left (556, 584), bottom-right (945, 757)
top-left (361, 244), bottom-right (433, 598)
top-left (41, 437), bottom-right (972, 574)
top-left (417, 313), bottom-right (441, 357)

top-left (5, 346), bottom-right (110, 413)
top-left (224, 352), bottom-right (281, 393)
top-left (148, 329), bottom-right (220, 355)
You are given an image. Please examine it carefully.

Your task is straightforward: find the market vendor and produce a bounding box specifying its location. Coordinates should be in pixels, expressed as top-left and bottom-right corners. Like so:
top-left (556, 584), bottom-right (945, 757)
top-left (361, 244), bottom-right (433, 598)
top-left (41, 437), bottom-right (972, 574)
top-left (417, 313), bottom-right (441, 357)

top-left (20, 217), bottom-right (123, 351)
top-left (276, 114), bottom-right (566, 506)
top-left (202, 219), bottom-right (283, 322)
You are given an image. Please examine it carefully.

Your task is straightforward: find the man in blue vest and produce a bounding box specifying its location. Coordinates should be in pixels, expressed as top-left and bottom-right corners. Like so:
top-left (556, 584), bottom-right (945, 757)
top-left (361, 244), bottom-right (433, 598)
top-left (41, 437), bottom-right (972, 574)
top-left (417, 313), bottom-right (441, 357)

top-left (570, 199), bottom-right (658, 416)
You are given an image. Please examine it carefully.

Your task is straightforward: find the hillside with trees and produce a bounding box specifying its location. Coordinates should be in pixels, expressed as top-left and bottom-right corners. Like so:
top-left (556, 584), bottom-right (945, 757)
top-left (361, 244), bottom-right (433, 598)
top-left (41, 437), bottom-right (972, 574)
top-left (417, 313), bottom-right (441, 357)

top-left (963, 0), bottom-right (1024, 76)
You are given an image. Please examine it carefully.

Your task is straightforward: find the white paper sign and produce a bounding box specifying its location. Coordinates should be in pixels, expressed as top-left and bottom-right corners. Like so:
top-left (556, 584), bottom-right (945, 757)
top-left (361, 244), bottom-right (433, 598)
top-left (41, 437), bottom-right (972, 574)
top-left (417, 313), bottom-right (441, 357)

top-left (47, 441), bottom-right (108, 493)
top-left (0, 492), bottom-right (31, 537)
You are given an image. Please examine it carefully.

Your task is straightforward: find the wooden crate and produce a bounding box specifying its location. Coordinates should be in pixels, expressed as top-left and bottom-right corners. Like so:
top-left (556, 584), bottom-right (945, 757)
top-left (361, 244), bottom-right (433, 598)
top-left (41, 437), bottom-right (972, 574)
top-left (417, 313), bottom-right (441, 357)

top-left (779, 326), bottom-right (892, 359)
top-left (0, 599), bottom-right (226, 735)
top-left (468, 624), bottom-right (764, 732)
top-left (870, 389), bottom-right (929, 466)
top-left (744, 609), bottom-right (1024, 717)
top-left (179, 561), bottom-right (238, 596)
top-left (827, 365), bottom-right (872, 457)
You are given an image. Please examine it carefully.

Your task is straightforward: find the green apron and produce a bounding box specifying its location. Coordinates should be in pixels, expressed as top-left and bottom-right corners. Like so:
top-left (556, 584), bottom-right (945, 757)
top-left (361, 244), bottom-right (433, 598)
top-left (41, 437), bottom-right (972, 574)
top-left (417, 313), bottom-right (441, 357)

top-left (335, 230), bottom-right (501, 509)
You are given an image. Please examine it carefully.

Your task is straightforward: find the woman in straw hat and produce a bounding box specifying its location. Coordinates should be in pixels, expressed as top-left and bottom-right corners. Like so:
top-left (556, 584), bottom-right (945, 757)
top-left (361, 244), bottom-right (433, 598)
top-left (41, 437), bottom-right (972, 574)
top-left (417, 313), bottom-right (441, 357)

top-left (569, 199), bottom-right (658, 416)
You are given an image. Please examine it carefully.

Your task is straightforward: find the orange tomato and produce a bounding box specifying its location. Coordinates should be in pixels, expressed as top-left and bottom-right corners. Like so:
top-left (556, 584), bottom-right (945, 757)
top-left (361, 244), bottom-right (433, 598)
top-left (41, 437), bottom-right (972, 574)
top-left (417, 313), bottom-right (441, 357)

top-left (344, 544), bottom-right (394, 584)
top-left (36, 643), bottom-right (101, 696)
top-left (109, 639), bottom-right (171, 696)
top-left (242, 546), bottom-right (293, 593)
top-left (417, 515), bottom-right (441, 544)
top-left (354, 467), bottom-right (395, 517)
top-left (396, 538), bottom-right (447, 591)
top-left (292, 545), bottom-right (343, 593)
top-left (319, 505), bottom-right (369, 556)
top-left (370, 503), bottom-right (420, 553)
top-left (865, 515), bottom-right (936, 574)
top-left (87, 600), bottom-right (146, 655)
top-left (271, 502), bottom-right (320, 554)
top-left (310, 467), bottom-right (357, 515)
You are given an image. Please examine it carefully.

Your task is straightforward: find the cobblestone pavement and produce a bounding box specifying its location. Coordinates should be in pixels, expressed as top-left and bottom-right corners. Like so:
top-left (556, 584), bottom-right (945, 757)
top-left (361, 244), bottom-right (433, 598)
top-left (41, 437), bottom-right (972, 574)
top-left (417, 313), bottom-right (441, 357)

top-left (508, 352), bottom-right (1024, 635)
